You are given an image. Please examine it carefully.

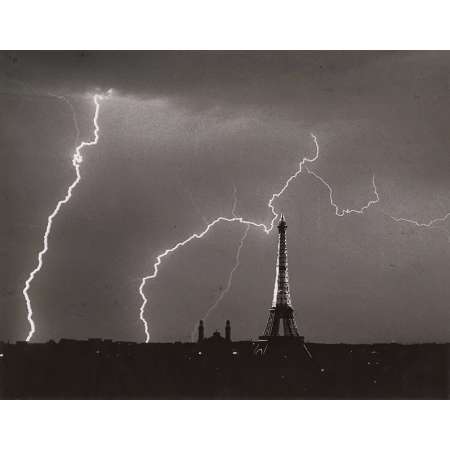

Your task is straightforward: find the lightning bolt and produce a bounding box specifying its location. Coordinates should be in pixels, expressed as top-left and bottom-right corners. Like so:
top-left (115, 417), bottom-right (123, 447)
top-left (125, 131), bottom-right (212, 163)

top-left (303, 135), bottom-right (380, 216)
top-left (306, 138), bottom-right (450, 239)
top-left (306, 169), bottom-right (379, 216)
top-left (190, 187), bottom-right (250, 341)
top-left (386, 212), bottom-right (450, 228)
top-left (191, 225), bottom-right (250, 341)
top-left (22, 94), bottom-right (104, 342)
top-left (207, 225), bottom-right (250, 321)
top-left (53, 95), bottom-right (81, 147)
top-left (231, 184), bottom-right (239, 218)
top-left (382, 210), bottom-right (450, 245)
top-left (139, 133), bottom-right (380, 342)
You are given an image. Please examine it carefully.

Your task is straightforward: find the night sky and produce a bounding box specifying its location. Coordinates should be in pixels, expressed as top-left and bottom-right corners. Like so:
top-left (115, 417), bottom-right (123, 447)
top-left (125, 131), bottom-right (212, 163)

top-left (1, 51), bottom-right (450, 343)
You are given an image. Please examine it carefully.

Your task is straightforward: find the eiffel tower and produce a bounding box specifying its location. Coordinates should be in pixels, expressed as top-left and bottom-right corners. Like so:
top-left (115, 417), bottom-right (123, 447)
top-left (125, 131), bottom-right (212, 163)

top-left (255, 214), bottom-right (311, 357)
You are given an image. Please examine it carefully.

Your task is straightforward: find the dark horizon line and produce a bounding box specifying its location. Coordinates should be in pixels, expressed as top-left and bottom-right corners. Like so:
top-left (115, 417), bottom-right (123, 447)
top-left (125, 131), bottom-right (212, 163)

top-left (2, 339), bottom-right (449, 346)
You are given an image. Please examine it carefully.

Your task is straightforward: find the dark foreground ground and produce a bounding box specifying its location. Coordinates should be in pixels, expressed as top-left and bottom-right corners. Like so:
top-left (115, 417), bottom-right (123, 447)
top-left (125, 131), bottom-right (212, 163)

top-left (0, 340), bottom-right (448, 399)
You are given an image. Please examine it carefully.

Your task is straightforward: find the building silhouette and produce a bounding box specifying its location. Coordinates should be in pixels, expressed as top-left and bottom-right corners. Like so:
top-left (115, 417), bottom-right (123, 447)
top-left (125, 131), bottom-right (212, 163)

top-left (197, 320), bottom-right (204, 342)
top-left (197, 319), bottom-right (231, 343)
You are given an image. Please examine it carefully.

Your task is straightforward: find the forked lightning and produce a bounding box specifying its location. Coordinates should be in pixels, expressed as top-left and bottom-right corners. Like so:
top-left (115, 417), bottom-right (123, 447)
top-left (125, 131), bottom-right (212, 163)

top-left (139, 134), bottom-right (380, 342)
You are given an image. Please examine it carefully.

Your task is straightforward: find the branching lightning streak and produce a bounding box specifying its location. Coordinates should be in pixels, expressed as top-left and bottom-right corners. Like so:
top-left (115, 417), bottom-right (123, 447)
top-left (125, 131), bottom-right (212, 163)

top-left (231, 184), bottom-right (239, 218)
top-left (303, 136), bottom-right (379, 215)
top-left (22, 94), bottom-right (103, 342)
top-left (386, 212), bottom-right (450, 228)
top-left (306, 168), bottom-right (380, 216)
top-left (54, 95), bottom-right (81, 147)
top-left (139, 133), bottom-right (380, 342)
top-left (189, 186), bottom-right (249, 341)
top-left (382, 210), bottom-right (450, 245)
top-left (204, 224), bottom-right (250, 321)
top-left (191, 224), bottom-right (250, 342)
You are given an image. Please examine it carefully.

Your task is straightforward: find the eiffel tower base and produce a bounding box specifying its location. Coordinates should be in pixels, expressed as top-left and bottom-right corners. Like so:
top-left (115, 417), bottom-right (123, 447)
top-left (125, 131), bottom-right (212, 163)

top-left (254, 335), bottom-right (312, 360)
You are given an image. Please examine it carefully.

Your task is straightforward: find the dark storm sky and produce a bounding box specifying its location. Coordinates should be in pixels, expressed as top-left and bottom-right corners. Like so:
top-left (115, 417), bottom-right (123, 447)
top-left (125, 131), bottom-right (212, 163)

top-left (1, 51), bottom-right (450, 343)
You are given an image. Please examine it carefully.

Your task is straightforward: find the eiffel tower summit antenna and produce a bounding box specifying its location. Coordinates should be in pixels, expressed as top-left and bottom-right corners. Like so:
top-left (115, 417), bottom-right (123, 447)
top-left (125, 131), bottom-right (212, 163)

top-left (255, 214), bottom-right (311, 358)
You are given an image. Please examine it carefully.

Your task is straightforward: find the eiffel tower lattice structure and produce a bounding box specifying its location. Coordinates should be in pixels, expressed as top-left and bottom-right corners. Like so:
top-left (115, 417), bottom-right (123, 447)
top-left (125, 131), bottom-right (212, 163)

top-left (255, 214), bottom-right (311, 358)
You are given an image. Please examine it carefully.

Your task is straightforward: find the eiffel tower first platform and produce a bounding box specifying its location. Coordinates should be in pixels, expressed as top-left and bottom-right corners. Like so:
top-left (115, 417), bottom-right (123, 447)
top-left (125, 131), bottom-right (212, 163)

top-left (255, 214), bottom-right (312, 359)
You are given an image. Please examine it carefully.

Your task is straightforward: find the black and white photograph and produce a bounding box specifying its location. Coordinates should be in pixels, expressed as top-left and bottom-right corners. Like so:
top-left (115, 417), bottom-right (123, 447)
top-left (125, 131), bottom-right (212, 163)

top-left (2, 49), bottom-right (449, 400)
top-left (1, 2), bottom-right (449, 449)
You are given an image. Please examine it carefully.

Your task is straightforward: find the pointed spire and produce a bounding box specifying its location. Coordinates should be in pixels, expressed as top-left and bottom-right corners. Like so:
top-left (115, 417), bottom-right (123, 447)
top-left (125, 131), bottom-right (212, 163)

top-left (273, 212), bottom-right (291, 307)
top-left (198, 320), bottom-right (204, 342)
top-left (225, 320), bottom-right (231, 342)
top-left (278, 213), bottom-right (287, 231)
